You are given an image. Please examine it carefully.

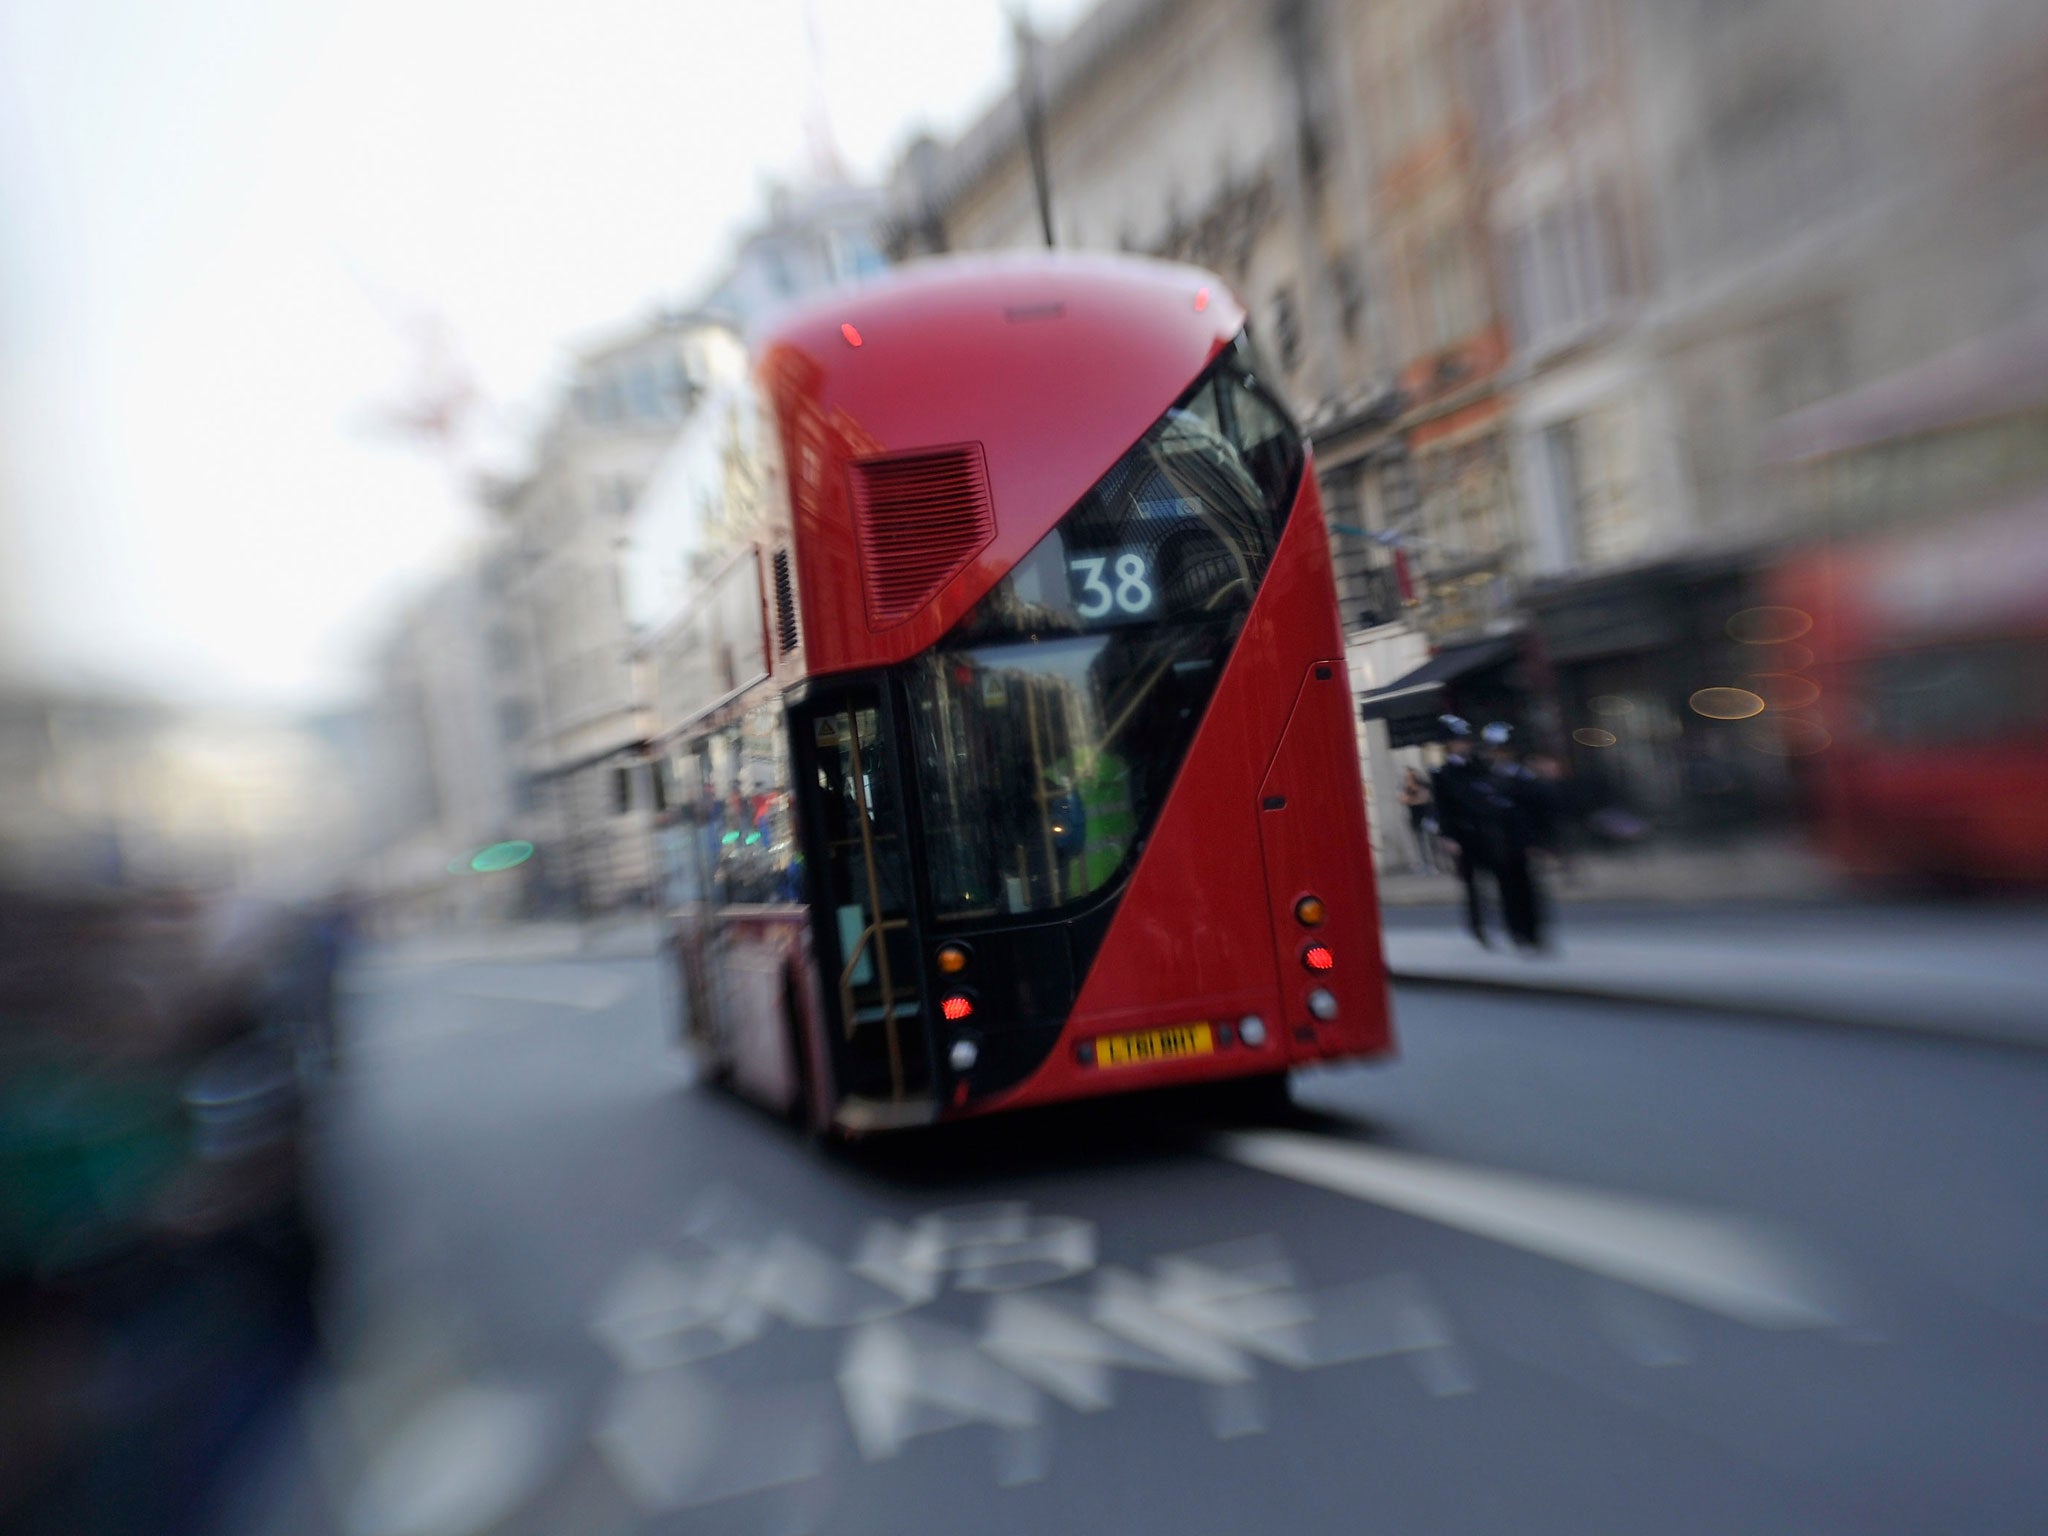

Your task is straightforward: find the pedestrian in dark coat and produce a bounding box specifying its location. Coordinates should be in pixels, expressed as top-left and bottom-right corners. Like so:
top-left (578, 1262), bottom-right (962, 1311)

top-left (1482, 722), bottom-right (1551, 951)
top-left (1430, 716), bottom-right (1504, 946)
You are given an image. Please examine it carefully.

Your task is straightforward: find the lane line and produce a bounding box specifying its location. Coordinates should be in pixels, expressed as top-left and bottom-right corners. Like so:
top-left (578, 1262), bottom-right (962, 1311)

top-left (1215, 1130), bottom-right (1845, 1330)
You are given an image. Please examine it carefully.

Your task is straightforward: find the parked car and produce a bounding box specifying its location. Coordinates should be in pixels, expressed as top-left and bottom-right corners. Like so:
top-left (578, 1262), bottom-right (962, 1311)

top-left (0, 884), bottom-right (334, 1536)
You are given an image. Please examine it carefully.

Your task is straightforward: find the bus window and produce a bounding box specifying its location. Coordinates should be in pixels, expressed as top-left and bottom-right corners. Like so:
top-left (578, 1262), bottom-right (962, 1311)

top-left (1214, 331), bottom-right (1304, 514)
top-left (699, 705), bottom-right (801, 905)
top-left (660, 747), bottom-right (708, 907)
top-left (1862, 637), bottom-right (2048, 747)
top-left (906, 334), bottom-right (1305, 920)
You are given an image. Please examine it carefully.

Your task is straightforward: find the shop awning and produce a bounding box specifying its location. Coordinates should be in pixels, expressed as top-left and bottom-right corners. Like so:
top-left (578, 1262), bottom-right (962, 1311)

top-left (1356, 635), bottom-right (1519, 722)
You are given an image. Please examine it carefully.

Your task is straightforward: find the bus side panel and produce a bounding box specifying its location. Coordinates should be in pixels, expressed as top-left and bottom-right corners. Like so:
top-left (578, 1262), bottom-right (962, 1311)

top-left (1776, 540), bottom-right (2048, 884)
top-left (671, 908), bottom-right (715, 1059)
top-left (1257, 663), bottom-right (1393, 1060)
top-left (720, 909), bottom-right (814, 1117)
top-left (971, 469), bottom-right (1363, 1112)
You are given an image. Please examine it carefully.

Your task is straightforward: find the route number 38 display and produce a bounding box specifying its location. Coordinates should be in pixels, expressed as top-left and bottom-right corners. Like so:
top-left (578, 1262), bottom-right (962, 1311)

top-left (1068, 552), bottom-right (1156, 620)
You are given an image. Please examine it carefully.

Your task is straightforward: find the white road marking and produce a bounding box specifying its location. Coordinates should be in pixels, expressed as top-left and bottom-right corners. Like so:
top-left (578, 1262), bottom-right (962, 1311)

top-left (344, 1384), bottom-right (563, 1536)
top-left (588, 1250), bottom-right (765, 1371)
top-left (837, 1318), bottom-right (1039, 1462)
top-left (594, 1370), bottom-right (837, 1511)
top-left (1217, 1131), bottom-right (1846, 1331)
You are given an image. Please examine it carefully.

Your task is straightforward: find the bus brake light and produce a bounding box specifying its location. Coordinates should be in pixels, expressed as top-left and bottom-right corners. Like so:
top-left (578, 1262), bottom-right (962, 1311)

top-left (942, 995), bottom-right (973, 1022)
top-left (1303, 945), bottom-right (1335, 972)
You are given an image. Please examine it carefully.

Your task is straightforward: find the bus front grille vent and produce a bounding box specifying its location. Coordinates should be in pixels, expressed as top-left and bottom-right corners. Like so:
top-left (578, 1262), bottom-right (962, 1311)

top-left (772, 547), bottom-right (800, 655)
top-left (848, 444), bottom-right (995, 629)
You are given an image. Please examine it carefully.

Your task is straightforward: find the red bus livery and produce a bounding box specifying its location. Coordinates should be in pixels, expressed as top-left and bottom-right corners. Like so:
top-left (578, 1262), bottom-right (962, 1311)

top-left (646, 255), bottom-right (1392, 1135)
top-left (1767, 320), bottom-right (2048, 887)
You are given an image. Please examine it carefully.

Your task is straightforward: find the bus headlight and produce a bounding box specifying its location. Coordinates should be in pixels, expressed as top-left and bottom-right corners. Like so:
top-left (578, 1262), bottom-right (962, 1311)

top-left (1238, 1015), bottom-right (1268, 1047)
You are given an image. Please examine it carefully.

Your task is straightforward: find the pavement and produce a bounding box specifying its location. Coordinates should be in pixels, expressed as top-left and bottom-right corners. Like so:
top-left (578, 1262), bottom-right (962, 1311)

top-left (215, 946), bottom-right (2048, 1535)
top-left (1383, 900), bottom-right (2048, 1051)
top-left (1374, 835), bottom-right (1847, 907)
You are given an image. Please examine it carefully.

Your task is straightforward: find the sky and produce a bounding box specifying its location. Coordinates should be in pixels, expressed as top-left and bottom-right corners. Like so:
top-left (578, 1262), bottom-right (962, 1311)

top-left (0, 0), bottom-right (1091, 711)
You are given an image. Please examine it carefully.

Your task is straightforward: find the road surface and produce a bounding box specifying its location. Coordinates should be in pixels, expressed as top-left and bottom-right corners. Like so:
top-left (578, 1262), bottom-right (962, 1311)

top-left (222, 944), bottom-right (2048, 1535)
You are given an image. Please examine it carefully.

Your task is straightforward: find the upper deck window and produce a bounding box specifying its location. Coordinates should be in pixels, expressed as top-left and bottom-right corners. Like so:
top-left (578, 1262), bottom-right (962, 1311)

top-left (905, 330), bottom-right (1305, 920)
top-left (950, 332), bottom-right (1302, 648)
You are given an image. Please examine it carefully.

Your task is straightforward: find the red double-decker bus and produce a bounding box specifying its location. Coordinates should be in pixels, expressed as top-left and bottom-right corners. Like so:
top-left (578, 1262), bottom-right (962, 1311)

top-left (1766, 320), bottom-right (2048, 887)
top-left (641, 255), bottom-right (1391, 1135)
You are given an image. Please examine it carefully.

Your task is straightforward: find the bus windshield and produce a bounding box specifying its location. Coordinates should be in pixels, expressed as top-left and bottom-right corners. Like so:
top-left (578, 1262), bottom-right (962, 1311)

top-left (904, 332), bottom-right (1303, 920)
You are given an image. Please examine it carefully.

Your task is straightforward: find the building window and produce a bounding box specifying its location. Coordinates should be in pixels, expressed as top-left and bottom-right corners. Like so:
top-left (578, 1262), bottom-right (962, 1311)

top-left (1545, 402), bottom-right (1645, 568)
top-left (1408, 7), bottom-right (1446, 140)
top-left (497, 699), bottom-right (532, 745)
top-left (1430, 235), bottom-right (1476, 349)
top-left (660, 354), bottom-right (691, 416)
top-left (586, 373), bottom-right (623, 424)
top-left (1378, 27), bottom-right (1412, 160)
top-left (1509, 187), bottom-right (1621, 351)
top-left (613, 765), bottom-right (633, 815)
top-left (695, 706), bottom-right (801, 905)
top-left (1504, 226), bottom-right (1535, 345)
top-left (1335, 257), bottom-right (1365, 341)
top-left (1553, 0), bottom-right (1592, 96)
top-left (626, 363), bottom-right (662, 421)
top-left (1401, 245), bottom-right (1428, 361)
top-left (1497, 0), bottom-right (1534, 132)
top-left (1271, 288), bottom-right (1300, 371)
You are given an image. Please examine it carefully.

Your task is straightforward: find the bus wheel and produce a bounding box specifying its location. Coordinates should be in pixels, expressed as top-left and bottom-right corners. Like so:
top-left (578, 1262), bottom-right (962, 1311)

top-left (782, 978), bottom-right (817, 1134)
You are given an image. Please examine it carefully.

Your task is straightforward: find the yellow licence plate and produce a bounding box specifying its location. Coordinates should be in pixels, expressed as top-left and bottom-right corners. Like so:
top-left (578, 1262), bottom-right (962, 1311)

top-left (1091, 1022), bottom-right (1215, 1069)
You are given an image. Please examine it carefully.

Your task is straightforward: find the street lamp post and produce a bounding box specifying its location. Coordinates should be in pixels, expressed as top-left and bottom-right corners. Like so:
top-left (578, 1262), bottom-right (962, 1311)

top-left (1011, 9), bottom-right (1056, 249)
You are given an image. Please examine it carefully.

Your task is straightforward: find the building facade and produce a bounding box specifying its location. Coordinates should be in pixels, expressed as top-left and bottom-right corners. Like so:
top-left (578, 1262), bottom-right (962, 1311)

top-left (355, 550), bottom-right (535, 928)
top-left (0, 686), bottom-right (364, 900)
top-left (883, 0), bottom-right (2048, 861)
top-left (1516, 0), bottom-right (2048, 827)
top-left (488, 315), bottom-right (707, 913)
top-left (470, 179), bottom-right (892, 917)
top-left (702, 181), bottom-right (890, 334)
top-left (887, 0), bottom-right (1448, 865)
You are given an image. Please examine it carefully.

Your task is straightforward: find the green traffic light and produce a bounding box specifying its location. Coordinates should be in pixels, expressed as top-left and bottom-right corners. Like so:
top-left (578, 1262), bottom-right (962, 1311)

top-left (469, 840), bottom-right (536, 873)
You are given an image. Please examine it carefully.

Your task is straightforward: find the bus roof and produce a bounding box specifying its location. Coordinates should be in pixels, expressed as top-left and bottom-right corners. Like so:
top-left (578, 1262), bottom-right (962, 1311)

top-left (755, 253), bottom-right (1252, 673)
top-left (1780, 491), bottom-right (2048, 652)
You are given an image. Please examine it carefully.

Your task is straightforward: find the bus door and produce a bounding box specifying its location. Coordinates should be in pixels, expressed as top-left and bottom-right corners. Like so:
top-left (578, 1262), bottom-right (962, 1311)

top-left (791, 685), bottom-right (935, 1124)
